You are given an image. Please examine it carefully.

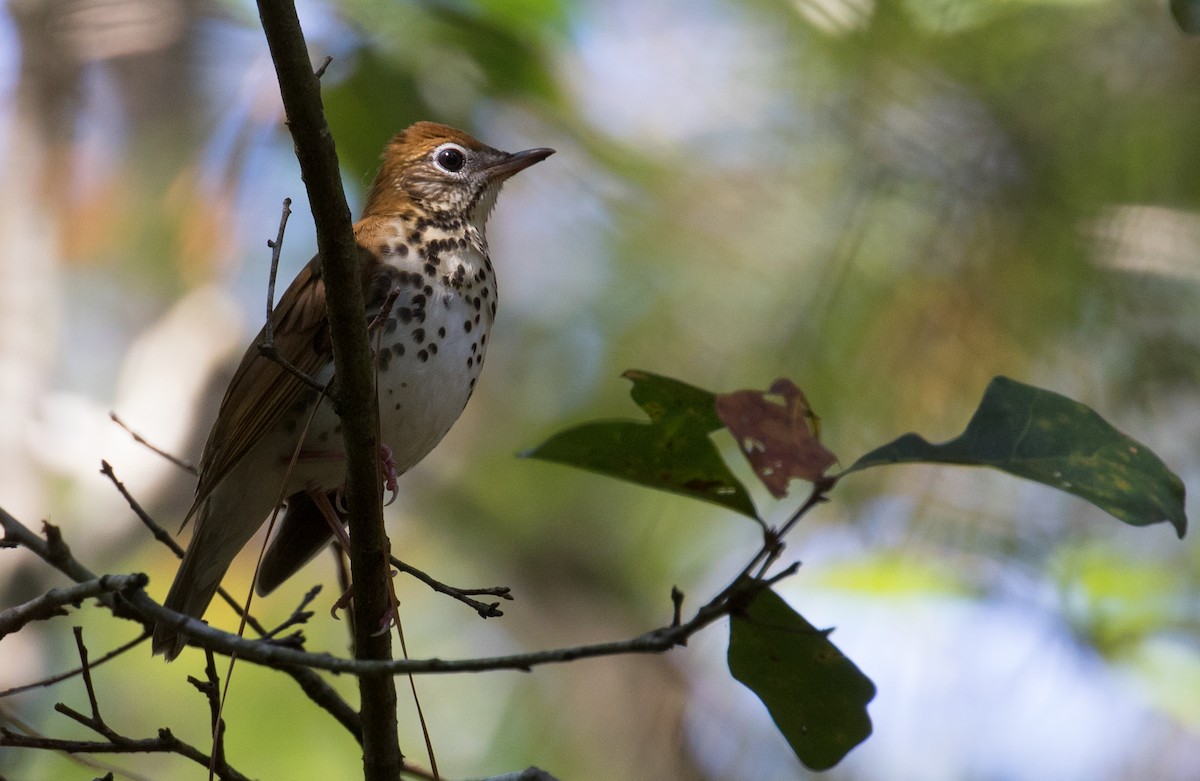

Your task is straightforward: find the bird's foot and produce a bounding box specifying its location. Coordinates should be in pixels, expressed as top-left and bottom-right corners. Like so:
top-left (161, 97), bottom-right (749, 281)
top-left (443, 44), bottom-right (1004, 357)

top-left (374, 603), bottom-right (399, 636)
top-left (330, 584), bottom-right (353, 619)
top-left (379, 444), bottom-right (399, 505)
top-left (329, 566), bottom-right (402, 637)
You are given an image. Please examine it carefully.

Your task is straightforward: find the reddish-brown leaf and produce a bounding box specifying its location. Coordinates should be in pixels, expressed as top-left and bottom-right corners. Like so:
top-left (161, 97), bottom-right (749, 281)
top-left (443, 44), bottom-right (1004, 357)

top-left (715, 379), bottom-right (838, 498)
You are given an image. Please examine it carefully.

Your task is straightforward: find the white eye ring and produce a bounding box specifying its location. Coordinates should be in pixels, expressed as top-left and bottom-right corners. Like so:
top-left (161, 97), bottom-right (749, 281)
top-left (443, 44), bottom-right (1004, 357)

top-left (432, 143), bottom-right (469, 174)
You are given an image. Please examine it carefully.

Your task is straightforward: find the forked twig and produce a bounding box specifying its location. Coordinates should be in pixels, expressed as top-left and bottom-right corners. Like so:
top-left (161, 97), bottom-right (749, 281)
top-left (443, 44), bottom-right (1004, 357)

top-left (389, 554), bottom-right (511, 619)
top-left (257, 197), bottom-right (328, 394)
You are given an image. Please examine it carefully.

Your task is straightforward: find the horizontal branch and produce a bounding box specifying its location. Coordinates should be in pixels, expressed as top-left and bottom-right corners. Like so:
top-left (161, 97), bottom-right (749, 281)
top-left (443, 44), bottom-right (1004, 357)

top-left (0, 573), bottom-right (147, 637)
top-left (0, 720), bottom-right (252, 781)
top-left (4, 480), bottom-right (823, 725)
top-left (131, 567), bottom-right (790, 677)
top-left (0, 730), bottom-right (196, 755)
top-left (131, 484), bottom-right (834, 677)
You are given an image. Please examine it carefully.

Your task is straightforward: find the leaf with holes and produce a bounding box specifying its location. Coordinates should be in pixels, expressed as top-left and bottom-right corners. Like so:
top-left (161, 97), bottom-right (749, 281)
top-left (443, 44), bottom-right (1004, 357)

top-left (716, 379), bottom-right (838, 498)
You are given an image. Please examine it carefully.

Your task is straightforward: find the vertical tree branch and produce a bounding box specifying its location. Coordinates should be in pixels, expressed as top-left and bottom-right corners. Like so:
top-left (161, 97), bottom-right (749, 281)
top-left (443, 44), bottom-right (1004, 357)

top-left (253, 2), bottom-right (400, 778)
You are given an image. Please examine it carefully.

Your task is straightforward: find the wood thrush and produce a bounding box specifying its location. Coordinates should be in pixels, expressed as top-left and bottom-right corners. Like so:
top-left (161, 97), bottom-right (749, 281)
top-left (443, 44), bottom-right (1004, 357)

top-left (152, 122), bottom-right (553, 660)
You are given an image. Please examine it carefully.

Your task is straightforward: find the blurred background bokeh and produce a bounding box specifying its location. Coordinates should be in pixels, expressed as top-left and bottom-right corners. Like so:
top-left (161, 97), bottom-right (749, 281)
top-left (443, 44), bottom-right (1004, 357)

top-left (2, 0), bottom-right (1199, 778)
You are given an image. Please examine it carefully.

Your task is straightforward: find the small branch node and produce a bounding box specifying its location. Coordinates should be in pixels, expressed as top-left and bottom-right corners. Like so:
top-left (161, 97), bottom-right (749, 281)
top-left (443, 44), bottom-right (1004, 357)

top-left (670, 587), bottom-right (684, 628)
top-left (389, 554), bottom-right (512, 617)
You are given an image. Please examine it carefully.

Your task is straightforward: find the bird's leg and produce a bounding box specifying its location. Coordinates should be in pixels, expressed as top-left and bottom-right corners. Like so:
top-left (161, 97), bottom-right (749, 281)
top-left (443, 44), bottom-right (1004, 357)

top-left (365, 445), bottom-right (403, 631)
top-left (379, 444), bottom-right (399, 505)
top-left (306, 490), bottom-right (355, 618)
top-left (312, 487), bottom-right (401, 631)
top-left (309, 489), bottom-right (352, 549)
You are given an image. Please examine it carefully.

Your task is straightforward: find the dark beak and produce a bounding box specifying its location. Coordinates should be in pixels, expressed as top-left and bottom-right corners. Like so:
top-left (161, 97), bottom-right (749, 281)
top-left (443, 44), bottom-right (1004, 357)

top-left (486, 147), bottom-right (555, 180)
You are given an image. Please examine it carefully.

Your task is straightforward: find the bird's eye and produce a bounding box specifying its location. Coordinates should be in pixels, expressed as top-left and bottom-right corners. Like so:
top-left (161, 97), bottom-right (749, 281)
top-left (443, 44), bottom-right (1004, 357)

top-left (434, 145), bottom-right (467, 173)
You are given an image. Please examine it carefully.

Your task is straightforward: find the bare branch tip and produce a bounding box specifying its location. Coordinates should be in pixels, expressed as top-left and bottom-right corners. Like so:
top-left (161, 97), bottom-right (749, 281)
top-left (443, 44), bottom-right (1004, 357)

top-left (670, 586), bottom-right (685, 627)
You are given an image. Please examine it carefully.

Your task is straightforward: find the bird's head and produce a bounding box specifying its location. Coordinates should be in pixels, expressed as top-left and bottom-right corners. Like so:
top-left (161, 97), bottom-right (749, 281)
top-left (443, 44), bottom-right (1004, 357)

top-left (364, 122), bottom-right (554, 230)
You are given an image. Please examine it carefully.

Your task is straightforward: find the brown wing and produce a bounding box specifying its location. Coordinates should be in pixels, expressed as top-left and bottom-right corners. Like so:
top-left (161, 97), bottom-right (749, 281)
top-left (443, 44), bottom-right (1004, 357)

top-left (187, 216), bottom-right (404, 519)
top-left (187, 255), bottom-right (332, 515)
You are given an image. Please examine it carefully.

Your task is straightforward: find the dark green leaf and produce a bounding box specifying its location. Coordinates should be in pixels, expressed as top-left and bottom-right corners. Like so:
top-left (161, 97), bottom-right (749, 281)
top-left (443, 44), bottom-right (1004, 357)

top-left (522, 371), bottom-right (758, 519)
top-left (844, 377), bottom-right (1187, 537)
top-left (728, 587), bottom-right (875, 770)
top-left (625, 369), bottom-right (726, 430)
top-left (1171, 0), bottom-right (1200, 34)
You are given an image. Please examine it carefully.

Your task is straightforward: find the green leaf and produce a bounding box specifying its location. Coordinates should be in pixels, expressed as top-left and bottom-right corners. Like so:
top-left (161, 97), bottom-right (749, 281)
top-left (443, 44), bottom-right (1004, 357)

top-left (844, 376), bottom-right (1187, 537)
top-left (522, 370), bottom-right (759, 520)
top-left (626, 369), bottom-right (726, 431)
top-left (728, 587), bottom-right (875, 771)
top-left (1172, 0), bottom-right (1200, 34)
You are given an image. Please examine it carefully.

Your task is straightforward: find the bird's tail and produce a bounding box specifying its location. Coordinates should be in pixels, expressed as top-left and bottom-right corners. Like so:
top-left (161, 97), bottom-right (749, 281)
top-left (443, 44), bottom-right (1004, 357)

top-left (152, 498), bottom-right (257, 661)
top-left (256, 490), bottom-right (339, 597)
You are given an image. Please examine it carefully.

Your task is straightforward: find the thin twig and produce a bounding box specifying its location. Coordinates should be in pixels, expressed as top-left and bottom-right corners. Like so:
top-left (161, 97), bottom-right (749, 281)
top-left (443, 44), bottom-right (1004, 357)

top-left (189, 650), bottom-right (226, 775)
top-left (2, 715), bottom-right (252, 781)
top-left (0, 632), bottom-right (149, 698)
top-left (0, 708), bottom-right (152, 781)
top-left (0, 512), bottom-right (109, 595)
top-left (393, 610), bottom-right (439, 779)
top-left (109, 413), bottom-right (197, 474)
top-left (367, 286), bottom-right (402, 332)
top-left (390, 554), bottom-right (511, 618)
top-left (755, 476), bottom-right (835, 578)
top-left (98, 461), bottom-right (270, 638)
top-left (265, 197), bottom-right (292, 326)
top-left (257, 199), bottom-right (331, 394)
top-left (670, 587), bottom-right (684, 628)
top-left (258, 342), bottom-right (330, 393)
top-left (2, 474), bottom-right (834, 732)
top-left (261, 585), bottom-right (320, 641)
top-left (72, 628), bottom-right (102, 723)
top-left (209, 382), bottom-right (340, 770)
